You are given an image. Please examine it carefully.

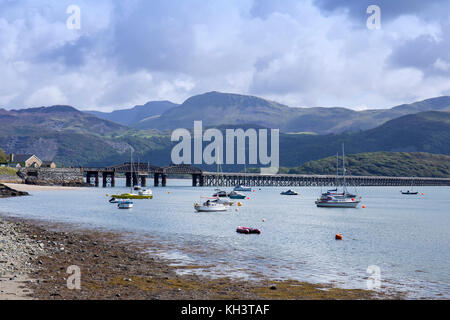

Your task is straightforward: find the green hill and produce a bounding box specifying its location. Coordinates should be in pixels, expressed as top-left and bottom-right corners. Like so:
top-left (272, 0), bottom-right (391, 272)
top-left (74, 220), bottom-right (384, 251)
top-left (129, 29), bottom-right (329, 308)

top-left (280, 152), bottom-right (450, 178)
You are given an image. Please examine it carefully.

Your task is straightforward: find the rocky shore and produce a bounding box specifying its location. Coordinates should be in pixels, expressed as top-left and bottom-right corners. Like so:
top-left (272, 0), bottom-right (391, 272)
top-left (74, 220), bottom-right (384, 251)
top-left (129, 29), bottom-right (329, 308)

top-left (0, 183), bottom-right (29, 198)
top-left (0, 216), bottom-right (402, 300)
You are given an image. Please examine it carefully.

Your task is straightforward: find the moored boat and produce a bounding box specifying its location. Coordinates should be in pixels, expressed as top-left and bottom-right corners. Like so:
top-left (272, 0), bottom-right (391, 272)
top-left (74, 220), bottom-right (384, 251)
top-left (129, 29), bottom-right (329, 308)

top-left (236, 226), bottom-right (261, 234)
top-left (233, 185), bottom-right (252, 192)
top-left (281, 189), bottom-right (299, 195)
top-left (315, 144), bottom-right (361, 208)
top-left (194, 199), bottom-right (228, 212)
top-left (228, 190), bottom-right (246, 199)
top-left (118, 200), bottom-right (133, 209)
top-left (315, 194), bottom-right (360, 208)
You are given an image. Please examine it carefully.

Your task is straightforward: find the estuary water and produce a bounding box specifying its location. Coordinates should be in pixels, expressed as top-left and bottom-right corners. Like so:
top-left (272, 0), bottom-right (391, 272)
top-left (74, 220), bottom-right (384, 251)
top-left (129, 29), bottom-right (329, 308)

top-left (1, 179), bottom-right (449, 299)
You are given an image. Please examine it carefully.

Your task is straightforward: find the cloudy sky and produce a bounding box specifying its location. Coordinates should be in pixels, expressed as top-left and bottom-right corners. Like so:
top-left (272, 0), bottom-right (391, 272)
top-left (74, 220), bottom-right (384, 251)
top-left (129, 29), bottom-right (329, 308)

top-left (1, 0), bottom-right (450, 111)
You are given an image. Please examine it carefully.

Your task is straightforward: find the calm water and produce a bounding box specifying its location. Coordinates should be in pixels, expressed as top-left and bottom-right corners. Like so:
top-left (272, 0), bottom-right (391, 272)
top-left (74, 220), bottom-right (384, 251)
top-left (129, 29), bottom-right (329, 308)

top-left (1, 179), bottom-right (449, 298)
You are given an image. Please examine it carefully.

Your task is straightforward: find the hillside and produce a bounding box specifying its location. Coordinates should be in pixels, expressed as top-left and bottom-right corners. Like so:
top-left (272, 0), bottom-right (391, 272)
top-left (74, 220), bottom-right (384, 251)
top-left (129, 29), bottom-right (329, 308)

top-left (133, 92), bottom-right (450, 134)
top-left (278, 111), bottom-right (450, 167)
top-left (136, 91), bottom-right (296, 131)
top-left (279, 152), bottom-right (450, 178)
top-left (0, 106), bottom-right (173, 166)
top-left (0, 105), bottom-right (128, 136)
top-left (88, 101), bottom-right (178, 126)
top-left (0, 103), bottom-right (449, 172)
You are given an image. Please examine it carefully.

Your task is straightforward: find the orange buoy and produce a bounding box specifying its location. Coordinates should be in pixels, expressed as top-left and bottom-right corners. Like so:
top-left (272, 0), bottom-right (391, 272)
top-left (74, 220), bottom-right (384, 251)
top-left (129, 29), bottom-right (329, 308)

top-left (335, 234), bottom-right (343, 240)
top-left (362, 205), bottom-right (366, 208)
top-left (247, 197), bottom-right (250, 200)
top-left (421, 193), bottom-right (424, 195)
top-left (237, 202), bottom-right (243, 207)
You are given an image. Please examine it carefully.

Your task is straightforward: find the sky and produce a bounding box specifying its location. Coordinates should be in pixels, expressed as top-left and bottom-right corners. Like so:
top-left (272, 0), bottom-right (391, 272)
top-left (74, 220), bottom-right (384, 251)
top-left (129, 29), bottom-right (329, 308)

top-left (1, 0), bottom-right (450, 111)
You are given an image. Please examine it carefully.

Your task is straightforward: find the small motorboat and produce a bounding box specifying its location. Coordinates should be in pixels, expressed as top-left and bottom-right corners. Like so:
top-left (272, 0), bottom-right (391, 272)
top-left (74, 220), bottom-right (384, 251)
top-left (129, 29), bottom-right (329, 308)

top-left (138, 188), bottom-right (152, 196)
top-left (228, 191), bottom-right (246, 199)
top-left (118, 200), bottom-right (133, 209)
top-left (194, 199), bottom-right (228, 212)
top-left (233, 185), bottom-right (252, 192)
top-left (236, 226), bottom-right (261, 234)
top-left (109, 197), bottom-right (119, 203)
top-left (401, 190), bottom-right (419, 195)
top-left (111, 193), bottom-right (153, 199)
top-left (281, 189), bottom-right (299, 196)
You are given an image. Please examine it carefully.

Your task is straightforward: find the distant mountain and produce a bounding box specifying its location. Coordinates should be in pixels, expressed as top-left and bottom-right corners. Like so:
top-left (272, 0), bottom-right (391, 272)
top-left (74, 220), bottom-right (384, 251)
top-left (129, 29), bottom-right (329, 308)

top-left (0, 105), bottom-right (136, 164)
top-left (0, 105), bottom-right (128, 136)
top-left (0, 100), bottom-right (449, 171)
top-left (135, 91), bottom-right (294, 131)
top-left (88, 101), bottom-right (178, 126)
top-left (277, 111), bottom-right (450, 167)
top-left (279, 152), bottom-right (450, 178)
top-left (135, 92), bottom-right (450, 134)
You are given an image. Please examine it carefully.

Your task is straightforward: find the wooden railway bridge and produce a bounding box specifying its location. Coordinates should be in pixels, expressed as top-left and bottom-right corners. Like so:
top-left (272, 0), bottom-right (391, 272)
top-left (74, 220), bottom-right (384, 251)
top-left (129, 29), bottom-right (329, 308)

top-left (81, 164), bottom-right (203, 187)
top-left (81, 163), bottom-right (450, 187)
top-left (201, 173), bottom-right (450, 187)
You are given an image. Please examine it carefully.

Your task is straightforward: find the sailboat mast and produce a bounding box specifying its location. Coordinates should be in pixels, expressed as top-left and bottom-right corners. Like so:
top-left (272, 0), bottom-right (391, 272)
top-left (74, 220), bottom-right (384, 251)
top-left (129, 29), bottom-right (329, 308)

top-left (336, 152), bottom-right (339, 187)
top-left (130, 148), bottom-right (133, 192)
top-left (342, 143), bottom-right (347, 193)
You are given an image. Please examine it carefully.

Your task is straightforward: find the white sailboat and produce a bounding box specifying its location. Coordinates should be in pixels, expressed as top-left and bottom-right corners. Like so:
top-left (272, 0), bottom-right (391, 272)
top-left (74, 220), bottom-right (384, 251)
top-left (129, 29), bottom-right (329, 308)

top-left (315, 144), bottom-right (361, 208)
top-left (194, 197), bottom-right (228, 212)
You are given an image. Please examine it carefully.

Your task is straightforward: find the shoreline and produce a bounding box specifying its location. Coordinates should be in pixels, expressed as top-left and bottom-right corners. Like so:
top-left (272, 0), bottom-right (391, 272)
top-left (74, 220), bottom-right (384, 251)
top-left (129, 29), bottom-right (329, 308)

top-left (0, 214), bottom-right (402, 300)
top-left (3, 183), bottom-right (89, 192)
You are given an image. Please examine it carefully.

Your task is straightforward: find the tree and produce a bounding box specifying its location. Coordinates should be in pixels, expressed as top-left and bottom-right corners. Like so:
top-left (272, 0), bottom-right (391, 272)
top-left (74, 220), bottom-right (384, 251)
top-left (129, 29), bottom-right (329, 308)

top-left (0, 148), bottom-right (8, 163)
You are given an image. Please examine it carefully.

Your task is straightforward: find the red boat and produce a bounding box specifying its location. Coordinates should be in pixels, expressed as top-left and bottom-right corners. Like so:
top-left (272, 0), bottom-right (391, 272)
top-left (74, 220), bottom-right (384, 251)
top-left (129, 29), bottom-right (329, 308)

top-left (236, 226), bottom-right (261, 234)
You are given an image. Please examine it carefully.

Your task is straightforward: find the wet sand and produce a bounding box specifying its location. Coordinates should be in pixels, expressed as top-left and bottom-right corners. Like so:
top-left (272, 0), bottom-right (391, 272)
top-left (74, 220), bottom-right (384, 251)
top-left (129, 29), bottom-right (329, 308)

top-left (0, 215), bottom-right (403, 300)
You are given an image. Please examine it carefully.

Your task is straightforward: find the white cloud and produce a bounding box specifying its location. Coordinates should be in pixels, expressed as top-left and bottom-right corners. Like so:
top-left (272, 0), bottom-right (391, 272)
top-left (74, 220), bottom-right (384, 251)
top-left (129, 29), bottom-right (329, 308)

top-left (0, 0), bottom-right (450, 111)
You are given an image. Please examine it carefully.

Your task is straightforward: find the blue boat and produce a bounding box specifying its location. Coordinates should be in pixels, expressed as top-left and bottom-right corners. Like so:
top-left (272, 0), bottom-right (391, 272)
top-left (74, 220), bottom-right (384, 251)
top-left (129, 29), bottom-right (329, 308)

top-left (281, 189), bottom-right (299, 196)
top-left (234, 185), bottom-right (252, 192)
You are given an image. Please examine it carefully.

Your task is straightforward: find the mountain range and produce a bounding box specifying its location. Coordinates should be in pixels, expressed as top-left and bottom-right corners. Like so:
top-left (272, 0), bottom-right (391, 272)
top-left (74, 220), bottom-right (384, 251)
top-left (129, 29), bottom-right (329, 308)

top-left (126, 91), bottom-right (450, 134)
top-left (0, 92), bottom-right (449, 172)
top-left (88, 101), bottom-right (178, 127)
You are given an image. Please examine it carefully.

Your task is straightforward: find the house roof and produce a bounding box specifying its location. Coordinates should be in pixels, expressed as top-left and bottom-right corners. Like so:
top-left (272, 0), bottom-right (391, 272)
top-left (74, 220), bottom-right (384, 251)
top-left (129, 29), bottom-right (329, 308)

top-left (12, 154), bottom-right (38, 163)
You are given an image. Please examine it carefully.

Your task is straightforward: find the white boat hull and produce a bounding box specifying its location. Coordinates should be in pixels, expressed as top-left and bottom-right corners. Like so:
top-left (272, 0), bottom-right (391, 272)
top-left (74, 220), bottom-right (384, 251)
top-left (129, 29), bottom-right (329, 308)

top-left (118, 204), bottom-right (133, 209)
top-left (315, 200), bottom-right (360, 208)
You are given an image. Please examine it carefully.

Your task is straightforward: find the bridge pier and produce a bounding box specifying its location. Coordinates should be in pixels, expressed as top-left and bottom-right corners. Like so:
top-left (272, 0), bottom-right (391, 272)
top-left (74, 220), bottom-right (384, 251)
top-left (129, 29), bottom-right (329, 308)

top-left (125, 172), bottom-right (138, 187)
top-left (139, 175), bottom-right (147, 187)
top-left (86, 171), bottom-right (99, 187)
top-left (102, 171), bottom-right (115, 187)
top-left (154, 173), bottom-right (160, 187)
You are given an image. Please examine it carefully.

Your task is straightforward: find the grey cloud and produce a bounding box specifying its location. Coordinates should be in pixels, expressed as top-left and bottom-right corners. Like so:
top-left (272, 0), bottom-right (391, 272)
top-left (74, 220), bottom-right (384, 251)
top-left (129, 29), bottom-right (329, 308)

top-left (315, 0), bottom-right (450, 23)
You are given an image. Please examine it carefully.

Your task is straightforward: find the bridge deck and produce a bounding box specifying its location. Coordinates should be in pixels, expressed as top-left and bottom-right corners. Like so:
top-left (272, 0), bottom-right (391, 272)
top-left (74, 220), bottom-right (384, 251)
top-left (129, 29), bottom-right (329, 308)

top-left (201, 172), bottom-right (450, 187)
